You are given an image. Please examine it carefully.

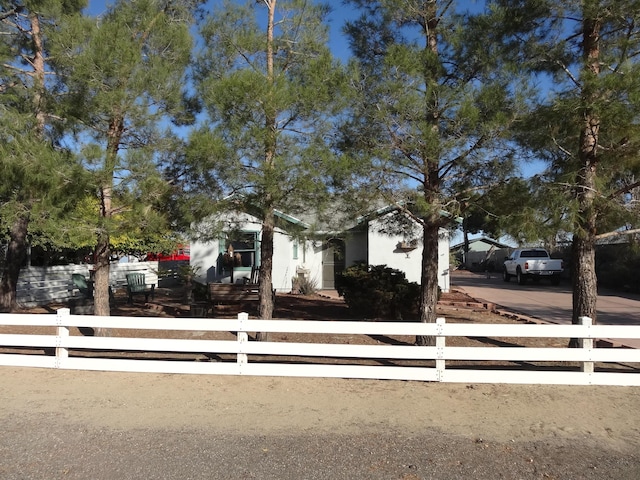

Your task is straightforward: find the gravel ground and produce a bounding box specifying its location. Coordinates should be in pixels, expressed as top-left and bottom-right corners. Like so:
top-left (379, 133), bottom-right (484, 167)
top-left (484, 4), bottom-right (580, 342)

top-left (1, 368), bottom-right (639, 480)
top-left (1, 414), bottom-right (638, 479)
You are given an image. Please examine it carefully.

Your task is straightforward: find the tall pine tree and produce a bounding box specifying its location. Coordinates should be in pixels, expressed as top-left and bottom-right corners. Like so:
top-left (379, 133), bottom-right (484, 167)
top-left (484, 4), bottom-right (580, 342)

top-left (188, 0), bottom-right (347, 337)
top-left (492, 0), bottom-right (640, 337)
top-left (343, 0), bottom-right (523, 344)
top-left (0, 0), bottom-right (86, 311)
top-left (53, 0), bottom-right (194, 319)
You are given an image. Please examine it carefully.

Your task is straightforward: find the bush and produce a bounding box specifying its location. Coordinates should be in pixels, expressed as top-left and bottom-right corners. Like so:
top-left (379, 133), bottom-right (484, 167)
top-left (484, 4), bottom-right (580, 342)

top-left (292, 275), bottom-right (318, 295)
top-left (192, 281), bottom-right (208, 302)
top-left (335, 263), bottom-right (423, 320)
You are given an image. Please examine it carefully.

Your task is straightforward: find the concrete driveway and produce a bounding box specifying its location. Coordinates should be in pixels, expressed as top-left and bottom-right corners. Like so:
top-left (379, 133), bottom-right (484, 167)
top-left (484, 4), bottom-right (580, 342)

top-left (451, 270), bottom-right (640, 348)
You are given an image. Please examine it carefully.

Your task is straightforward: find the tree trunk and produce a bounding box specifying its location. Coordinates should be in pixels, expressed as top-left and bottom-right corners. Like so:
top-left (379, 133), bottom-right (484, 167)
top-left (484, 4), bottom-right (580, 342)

top-left (416, 221), bottom-right (441, 346)
top-left (255, 0), bottom-right (278, 342)
top-left (30, 12), bottom-right (46, 134)
top-left (0, 215), bottom-right (29, 312)
top-left (93, 180), bottom-right (114, 322)
top-left (91, 114), bottom-right (123, 329)
top-left (93, 230), bottom-right (111, 335)
top-left (463, 222), bottom-right (470, 269)
top-left (415, 1), bottom-right (442, 347)
top-left (256, 210), bottom-right (275, 342)
top-left (570, 8), bottom-right (601, 347)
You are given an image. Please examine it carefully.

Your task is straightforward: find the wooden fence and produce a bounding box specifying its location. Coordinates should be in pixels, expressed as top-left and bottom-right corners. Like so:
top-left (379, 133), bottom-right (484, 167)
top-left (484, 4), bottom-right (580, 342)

top-left (1, 310), bottom-right (639, 386)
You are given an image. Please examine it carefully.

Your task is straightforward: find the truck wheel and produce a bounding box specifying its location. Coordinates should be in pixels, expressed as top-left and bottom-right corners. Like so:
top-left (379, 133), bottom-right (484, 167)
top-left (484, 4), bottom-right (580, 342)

top-left (502, 268), bottom-right (510, 282)
top-left (517, 268), bottom-right (527, 285)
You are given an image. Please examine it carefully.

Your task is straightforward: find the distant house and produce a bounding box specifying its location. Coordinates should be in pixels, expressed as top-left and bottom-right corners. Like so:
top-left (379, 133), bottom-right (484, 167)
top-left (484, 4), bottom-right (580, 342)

top-left (190, 206), bottom-right (451, 293)
top-left (450, 237), bottom-right (512, 271)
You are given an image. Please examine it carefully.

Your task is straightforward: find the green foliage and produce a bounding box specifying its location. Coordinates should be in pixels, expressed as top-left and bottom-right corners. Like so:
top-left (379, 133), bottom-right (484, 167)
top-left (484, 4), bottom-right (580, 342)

top-left (494, 0), bottom-right (640, 241)
top-left (49, 0), bottom-right (195, 248)
top-left (596, 243), bottom-right (640, 293)
top-left (341, 0), bottom-right (523, 326)
top-left (186, 0), bottom-right (348, 226)
top-left (191, 281), bottom-right (208, 302)
top-left (178, 264), bottom-right (201, 283)
top-left (335, 263), bottom-right (425, 321)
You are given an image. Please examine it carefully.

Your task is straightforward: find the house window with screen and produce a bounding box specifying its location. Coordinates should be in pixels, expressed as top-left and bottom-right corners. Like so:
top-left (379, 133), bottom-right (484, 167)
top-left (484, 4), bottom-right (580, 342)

top-left (220, 232), bottom-right (260, 273)
top-left (230, 233), bottom-right (258, 267)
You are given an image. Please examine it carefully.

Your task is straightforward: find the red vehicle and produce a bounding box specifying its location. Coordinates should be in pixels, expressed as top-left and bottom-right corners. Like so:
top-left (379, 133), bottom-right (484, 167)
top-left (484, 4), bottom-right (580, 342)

top-left (146, 246), bottom-right (190, 262)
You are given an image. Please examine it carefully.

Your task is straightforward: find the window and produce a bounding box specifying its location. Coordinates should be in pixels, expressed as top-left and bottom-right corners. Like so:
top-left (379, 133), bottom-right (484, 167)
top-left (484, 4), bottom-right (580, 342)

top-left (220, 232), bottom-right (259, 269)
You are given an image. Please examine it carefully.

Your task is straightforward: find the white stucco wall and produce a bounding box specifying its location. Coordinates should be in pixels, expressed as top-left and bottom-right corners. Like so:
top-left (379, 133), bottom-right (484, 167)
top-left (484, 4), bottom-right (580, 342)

top-left (438, 230), bottom-right (451, 292)
top-left (190, 213), bottom-right (315, 292)
top-left (294, 240), bottom-right (324, 290)
top-left (364, 216), bottom-right (450, 292)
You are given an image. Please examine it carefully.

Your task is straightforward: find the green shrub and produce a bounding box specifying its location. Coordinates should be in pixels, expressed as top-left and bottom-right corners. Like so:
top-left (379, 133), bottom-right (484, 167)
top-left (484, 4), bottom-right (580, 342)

top-left (192, 281), bottom-right (208, 302)
top-left (335, 263), bottom-right (423, 320)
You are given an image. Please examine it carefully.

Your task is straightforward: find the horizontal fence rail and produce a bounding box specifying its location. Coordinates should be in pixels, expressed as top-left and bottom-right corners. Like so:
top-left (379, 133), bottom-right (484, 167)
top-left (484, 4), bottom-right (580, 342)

top-left (1, 309), bottom-right (639, 386)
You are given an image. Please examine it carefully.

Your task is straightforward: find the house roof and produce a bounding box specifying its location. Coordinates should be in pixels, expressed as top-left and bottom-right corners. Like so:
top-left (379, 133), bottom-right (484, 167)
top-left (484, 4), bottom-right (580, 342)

top-left (220, 194), bottom-right (457, 236)
top-left (355, 203), bottom-right (462, 226)
top-left (274, 210), bottom-right (310, 229)
top-left (450, 236), bottom-right (512, 251)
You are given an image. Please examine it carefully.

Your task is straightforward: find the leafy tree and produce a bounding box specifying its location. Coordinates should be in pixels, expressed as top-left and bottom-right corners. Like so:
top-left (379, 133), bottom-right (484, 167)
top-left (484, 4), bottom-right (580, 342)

top-left (52, 0), bottom-right (195, 319)
top-left (188, 0), bottom-right (347, 338)
top-left (342, 0), bottom-right (524, 344)
top-left (0, 0), bottom-right (87, 311)
top-left (492, 0), bottom-right (640, 338)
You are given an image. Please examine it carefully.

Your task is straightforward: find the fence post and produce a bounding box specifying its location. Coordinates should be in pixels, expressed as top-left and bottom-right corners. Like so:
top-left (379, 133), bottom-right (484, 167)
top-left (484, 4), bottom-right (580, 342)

top-left (55, 308), bottom-right (70, 368)
top-left (237, 312), bottom-right (249, 374)
top-left (436, 317), bottom-right (446, 382)
top-left (579, 316), bottom-right (594, 375)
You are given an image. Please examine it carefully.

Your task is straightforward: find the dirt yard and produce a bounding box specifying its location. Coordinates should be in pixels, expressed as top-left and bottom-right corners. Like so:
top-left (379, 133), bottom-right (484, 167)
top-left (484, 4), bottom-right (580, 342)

top-left (1, 286), bottom-right (639, 478)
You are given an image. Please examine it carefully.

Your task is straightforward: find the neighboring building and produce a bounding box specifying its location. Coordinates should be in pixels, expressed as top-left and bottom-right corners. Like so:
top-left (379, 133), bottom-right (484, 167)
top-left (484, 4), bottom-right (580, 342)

top-left (450, 236), bottom-right (512, 271)
top-left (190, 207), bottom-right (451, 293)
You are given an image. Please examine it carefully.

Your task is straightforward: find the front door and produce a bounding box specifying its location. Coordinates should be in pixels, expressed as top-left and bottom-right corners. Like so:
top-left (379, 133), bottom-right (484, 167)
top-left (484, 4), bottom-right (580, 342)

top-left (322, 239), bottom-right (345, 289)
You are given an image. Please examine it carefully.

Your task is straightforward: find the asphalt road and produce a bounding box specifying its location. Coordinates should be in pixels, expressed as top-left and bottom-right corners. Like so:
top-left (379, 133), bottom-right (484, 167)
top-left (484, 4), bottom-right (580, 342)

top-left (451, 270), bottom-right (640, 347)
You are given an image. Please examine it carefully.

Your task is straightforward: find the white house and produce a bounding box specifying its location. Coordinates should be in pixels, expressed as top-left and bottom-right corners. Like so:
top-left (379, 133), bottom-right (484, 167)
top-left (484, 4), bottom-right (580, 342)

top-left (190, 207), bottom-right (451, 293)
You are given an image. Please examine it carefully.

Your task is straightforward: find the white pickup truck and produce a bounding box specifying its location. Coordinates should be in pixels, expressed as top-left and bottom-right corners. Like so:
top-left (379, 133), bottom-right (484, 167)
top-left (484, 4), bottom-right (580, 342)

top-left (502, 248), bottom-right (563, 285)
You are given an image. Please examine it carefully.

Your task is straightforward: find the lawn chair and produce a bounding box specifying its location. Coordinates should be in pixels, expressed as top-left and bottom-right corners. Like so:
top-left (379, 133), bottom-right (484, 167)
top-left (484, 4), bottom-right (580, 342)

top-left (125, 272), bottom-right (155, 304)
top-left (72, 273), bottom-right (93, 298)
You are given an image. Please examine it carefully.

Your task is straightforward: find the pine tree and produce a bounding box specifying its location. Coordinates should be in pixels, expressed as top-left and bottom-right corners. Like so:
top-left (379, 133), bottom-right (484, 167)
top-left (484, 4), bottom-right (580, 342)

top-left (492, 0), bottom-right (640, 338)
top-left (188, 0), bottom-right (347, 337)
top-left (52, 0), bottom-right (194, 319)
top-left (0, 0), bottom-right (86, 311)
top-left (343, 0), bottom-right (523, 344)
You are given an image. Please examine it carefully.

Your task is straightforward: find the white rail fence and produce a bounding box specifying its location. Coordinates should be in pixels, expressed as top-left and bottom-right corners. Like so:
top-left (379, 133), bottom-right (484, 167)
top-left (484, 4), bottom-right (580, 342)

top-left (1, 310), bottom-right (639, 386)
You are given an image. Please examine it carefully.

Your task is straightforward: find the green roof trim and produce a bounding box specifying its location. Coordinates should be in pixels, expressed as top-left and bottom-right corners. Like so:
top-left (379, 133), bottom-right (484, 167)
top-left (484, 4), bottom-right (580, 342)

top-left (274, 210), bottom-right (311, 229)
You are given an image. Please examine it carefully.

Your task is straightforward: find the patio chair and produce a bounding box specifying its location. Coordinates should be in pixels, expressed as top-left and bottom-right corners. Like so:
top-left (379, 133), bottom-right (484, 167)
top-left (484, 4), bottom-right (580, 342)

top-left (125, 272), bottom-right (155, 304)
top-left (72, 273), bottom-right (93, 298)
